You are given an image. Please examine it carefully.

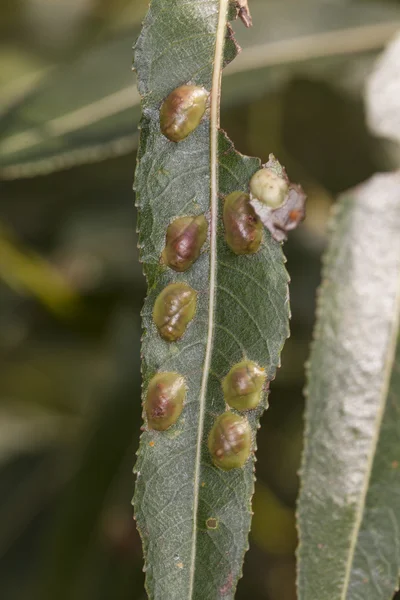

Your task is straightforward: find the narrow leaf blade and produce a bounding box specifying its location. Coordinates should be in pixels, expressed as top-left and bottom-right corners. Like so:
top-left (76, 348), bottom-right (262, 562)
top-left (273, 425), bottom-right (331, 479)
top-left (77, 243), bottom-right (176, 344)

top-left (297, 172), bottom-right (400, 600)
top-left (133, 1), bottom-right (290, 599)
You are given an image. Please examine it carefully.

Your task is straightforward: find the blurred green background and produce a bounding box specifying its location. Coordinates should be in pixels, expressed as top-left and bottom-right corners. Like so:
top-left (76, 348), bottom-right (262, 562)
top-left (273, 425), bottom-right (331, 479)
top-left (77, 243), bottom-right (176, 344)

top-left (1, 1), bottom-right (400, 599)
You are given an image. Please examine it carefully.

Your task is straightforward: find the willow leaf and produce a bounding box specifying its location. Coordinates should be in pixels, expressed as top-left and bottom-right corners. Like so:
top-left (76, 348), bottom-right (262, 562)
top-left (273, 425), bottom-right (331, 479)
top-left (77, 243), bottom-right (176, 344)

top-left (367, 32), bottom-right (400, 145)
top-left (132, 1), bottom-right (290, 598)
top-left (297, 172), bottom-right (400, 600)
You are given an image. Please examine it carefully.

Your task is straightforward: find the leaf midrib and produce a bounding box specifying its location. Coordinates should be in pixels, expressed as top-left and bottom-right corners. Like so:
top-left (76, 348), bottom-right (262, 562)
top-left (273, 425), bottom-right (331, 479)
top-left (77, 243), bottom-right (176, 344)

top-left (187, 0), bottom-right (229, 597)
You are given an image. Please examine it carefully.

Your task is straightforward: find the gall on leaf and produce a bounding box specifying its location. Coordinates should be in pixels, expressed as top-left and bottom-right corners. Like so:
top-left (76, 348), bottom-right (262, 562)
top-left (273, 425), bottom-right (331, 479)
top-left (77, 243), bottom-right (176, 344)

top-left (145, 372), bottom-right (186, 431)
top-left (162, 215), bottom-right (208, 272)
top-left (160, 85), bottom-right (209, 142)
top-left (152, 282), bottom-right (197, 342)
top-left (223, 191), bottom-right (262, 255)
top-left (222, 360), bottom-right (267, 411)
top-left (250, 154), bottom-right (307, 243)
top-left (208, 412), bottom-right (251, 470)
top-left (250, 167), bottom-right (288, 210)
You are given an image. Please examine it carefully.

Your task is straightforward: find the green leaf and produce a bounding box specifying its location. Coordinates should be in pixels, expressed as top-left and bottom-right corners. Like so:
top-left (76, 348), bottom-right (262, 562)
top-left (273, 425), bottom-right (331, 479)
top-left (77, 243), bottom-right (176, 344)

top-left (297, 172), bottom-right (400, 600)
top-left (0, 31), bottom-right (142, 179)
top-left (132, 1), bottom-right (290, 598)
top-left (2, 1), bottom-right (400, 179)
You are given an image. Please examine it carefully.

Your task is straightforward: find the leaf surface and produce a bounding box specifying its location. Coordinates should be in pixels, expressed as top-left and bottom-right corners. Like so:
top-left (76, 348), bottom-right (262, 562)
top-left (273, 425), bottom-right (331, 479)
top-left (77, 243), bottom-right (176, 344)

top-left (132, 1), bottom-right (290, 599)
top-left (2, 0), bottom-right (400, 179)
top-left (367, 32), bottom-right (400, 144)
top-left (297, 172), bottom-right (400, 600)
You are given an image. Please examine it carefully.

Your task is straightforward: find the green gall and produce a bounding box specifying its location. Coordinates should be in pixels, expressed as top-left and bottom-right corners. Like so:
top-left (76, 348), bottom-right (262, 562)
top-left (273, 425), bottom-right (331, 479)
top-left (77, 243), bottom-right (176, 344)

top-left (162, 215), bottom-right (208, 272)
top-left (223, 191), bottom-right (262, 255)
top-left (160, 85), bottom-right (208, 142)
top-left (250, 167), bottom-right (289, 209)
top-left (222, 360), bottom-right (266, 411)
top-left (208, 412), bottom-right (251, 470)
top-left (145, 372), bottom-right (186, 431)
top-left (153, 282), bottom-right (197, 342)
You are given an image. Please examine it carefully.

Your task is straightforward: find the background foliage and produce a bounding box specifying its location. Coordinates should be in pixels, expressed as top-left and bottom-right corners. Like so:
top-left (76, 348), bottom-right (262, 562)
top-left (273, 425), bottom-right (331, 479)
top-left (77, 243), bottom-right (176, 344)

top-left (1, 1), bottom-right (400, 599)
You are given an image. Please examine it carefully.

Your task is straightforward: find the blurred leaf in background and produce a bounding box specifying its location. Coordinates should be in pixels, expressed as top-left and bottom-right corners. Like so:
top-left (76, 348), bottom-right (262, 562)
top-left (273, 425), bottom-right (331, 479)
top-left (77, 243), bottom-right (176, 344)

top-left (1, 1), bottom-right (400, 178)
top-left (1, 1), bottom-right (400, 599)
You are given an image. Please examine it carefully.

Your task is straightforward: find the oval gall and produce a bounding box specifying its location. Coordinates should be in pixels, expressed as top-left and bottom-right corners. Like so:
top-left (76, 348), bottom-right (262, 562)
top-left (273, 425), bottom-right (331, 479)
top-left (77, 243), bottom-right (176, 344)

top-left (160, 85), bottom-right (208, 142)
top-left (250, 168), bottom-right (289, 209)
top-left (208, 412), bottom-right (251, 470)
top-left (223, 191), bottom-right (262, 255)
top-left (162, 215), bottom-right (207, 272)
top-left (223, 360), bottom-right (266, 411)
top-left (153, 282), bottom-right (197, 342)
top-left (145, 372), bottom-right (186, 431)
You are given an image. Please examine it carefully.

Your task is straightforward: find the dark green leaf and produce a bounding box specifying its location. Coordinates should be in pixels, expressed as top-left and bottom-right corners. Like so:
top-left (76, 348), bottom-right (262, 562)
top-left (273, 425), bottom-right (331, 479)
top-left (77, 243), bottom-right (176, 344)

top-left (297, 172), bottom-right (400, 600)
top-left (133, 1), bottom-right (290, 598)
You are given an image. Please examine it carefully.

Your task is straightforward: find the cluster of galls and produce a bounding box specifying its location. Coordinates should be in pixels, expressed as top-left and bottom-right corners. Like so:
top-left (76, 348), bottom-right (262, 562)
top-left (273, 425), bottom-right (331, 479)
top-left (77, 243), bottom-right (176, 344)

top-left (145, 359), bottom-right (267, 471)
top-left (144, 84), bottom-right (279, 471)
top-left (208, 361), bottom-right (266, 470)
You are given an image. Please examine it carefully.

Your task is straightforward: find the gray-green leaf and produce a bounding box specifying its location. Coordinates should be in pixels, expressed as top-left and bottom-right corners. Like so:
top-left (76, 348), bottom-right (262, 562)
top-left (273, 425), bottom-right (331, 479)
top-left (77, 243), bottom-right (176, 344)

top-left (132, 1), bottom-right (290, 598)
top-left (367, 32), bottom-right (400, 145)
top-left (297, 172), bottom-right (400, 600)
